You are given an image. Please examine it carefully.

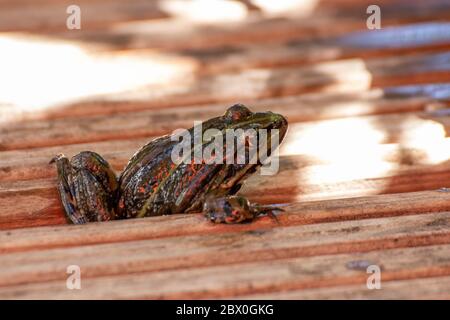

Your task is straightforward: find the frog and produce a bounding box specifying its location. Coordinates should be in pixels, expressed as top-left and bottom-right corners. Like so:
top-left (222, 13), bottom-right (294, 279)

top-left (50, 104), bottom-right (288, 224)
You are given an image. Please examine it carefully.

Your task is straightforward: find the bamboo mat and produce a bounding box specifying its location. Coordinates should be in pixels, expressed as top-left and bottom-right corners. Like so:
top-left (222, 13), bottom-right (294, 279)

top-left (1, 0), bottom-right (450, 299)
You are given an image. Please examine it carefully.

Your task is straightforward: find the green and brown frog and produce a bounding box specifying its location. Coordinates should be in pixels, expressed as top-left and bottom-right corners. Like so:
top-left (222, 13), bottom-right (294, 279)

top-left (51, 104), bottom-right (288, 224)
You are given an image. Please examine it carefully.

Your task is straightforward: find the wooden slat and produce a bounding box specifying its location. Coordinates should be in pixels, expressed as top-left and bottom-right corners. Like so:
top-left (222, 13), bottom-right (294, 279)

top-left (1, 241), bottom-right (449, 299)
top-left (1, 0), bottom-right (450, 300)
top-left (50, 0), bottom-right (450, 52)
top-left (240, 156), bottom-right (450, 203)
top-left (2, 103), bottom-right (450, 165)
top-left (233, 276), bottom-right (450, 299)
top-left (2, 87), bottom-right (441, 150)
top-left (4, 132), bottom-right (450, 183)
top-left (2, 108), bottom-right (450, 182)
top-left (55, 22), bottom-right (450, 77)
top-left (0, 0), bottom-right (167, 32)
top-left (3, 153), bottom-right (450, 230)
top-left (2, 51), bottom-right (450, 122)
top-left (1, 190), bottom-right (449, 253)
top-left (1, 211), bottom-right (450, 286)
top-left (182, 22), bottom-right (450, 75)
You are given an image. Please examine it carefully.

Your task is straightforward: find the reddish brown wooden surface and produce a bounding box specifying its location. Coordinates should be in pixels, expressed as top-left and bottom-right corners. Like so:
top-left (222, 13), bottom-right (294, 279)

top-left (1, 0), bottom-right (450, 299)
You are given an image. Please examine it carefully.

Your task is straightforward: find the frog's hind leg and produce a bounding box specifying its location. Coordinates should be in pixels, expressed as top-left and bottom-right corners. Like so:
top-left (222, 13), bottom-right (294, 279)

top-left (50, 151), bottom-right (119, 224)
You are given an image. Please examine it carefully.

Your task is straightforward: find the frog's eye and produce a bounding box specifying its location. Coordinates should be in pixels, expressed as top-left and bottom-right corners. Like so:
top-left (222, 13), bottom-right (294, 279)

top-left (224, 104), bottom-right (253, 121)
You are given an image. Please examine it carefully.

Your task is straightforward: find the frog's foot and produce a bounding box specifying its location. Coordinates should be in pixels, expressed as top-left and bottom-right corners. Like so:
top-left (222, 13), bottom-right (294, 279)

top-left (50, 151), bottom-right (119, 224)
top-left (203, 195), bottom-right (282, 224)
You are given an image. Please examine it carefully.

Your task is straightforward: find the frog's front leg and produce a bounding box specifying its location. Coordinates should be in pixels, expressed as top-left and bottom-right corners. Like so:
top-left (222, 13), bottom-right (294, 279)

top-left (203, 196), bottom-right (283, 224)
top-left (50, 151), bottom-right (119, 224)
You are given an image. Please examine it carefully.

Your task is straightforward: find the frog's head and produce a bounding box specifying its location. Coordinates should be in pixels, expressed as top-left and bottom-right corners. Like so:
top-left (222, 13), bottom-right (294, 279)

top-left (167, 104), bottom-right (289, 215)
top-left (201, 104), bottom-right (288, 162)
top-left (220, 104), bottom-right (288, 141)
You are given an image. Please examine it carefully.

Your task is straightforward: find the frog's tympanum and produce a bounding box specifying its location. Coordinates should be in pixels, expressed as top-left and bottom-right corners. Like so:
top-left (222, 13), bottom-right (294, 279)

top-left (51, 104), bottom-right (288, 224)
